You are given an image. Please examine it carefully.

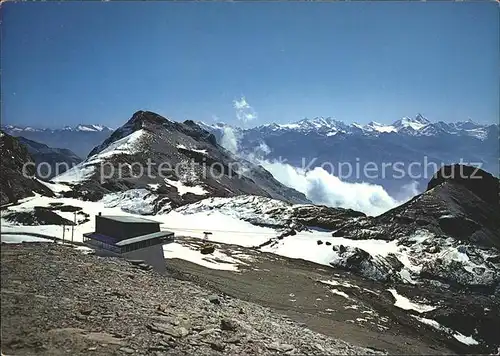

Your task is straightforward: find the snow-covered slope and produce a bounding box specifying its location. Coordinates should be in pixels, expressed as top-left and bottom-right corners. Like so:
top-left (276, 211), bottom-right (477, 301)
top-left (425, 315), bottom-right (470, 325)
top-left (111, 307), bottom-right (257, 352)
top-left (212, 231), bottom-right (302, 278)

top-left (170, 194), bottom-right (500, 289)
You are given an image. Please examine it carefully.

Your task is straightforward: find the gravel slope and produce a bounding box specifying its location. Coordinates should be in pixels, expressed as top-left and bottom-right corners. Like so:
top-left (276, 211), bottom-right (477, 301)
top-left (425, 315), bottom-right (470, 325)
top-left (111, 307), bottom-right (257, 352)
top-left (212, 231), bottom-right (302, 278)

top-left (1, 243), bottom-right (380, 356)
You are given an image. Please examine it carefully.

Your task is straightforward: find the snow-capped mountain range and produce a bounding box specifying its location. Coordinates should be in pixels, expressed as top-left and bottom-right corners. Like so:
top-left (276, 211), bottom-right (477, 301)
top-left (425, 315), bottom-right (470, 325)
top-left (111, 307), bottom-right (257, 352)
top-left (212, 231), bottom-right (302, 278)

top-left (200, 114), bottom-right (496, 141)
top-left (3, 124), bottom-right (113, 133)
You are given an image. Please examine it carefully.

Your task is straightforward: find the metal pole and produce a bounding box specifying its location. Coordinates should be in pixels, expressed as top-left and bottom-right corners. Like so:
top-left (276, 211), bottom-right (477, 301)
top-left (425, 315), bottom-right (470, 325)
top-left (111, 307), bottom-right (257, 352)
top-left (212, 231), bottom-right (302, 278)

top-left (62, 225), bottom-right (65, 244)
top-left (72, 212), bottom-right (76, 242)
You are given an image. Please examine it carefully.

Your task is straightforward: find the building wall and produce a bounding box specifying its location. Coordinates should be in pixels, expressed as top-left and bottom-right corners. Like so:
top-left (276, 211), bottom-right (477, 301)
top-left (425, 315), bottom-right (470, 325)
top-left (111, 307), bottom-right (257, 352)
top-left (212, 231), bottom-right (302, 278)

top-left (123, 244), bottom-right (167, 274)
top-left (87, 243), bottom-right (169, 275)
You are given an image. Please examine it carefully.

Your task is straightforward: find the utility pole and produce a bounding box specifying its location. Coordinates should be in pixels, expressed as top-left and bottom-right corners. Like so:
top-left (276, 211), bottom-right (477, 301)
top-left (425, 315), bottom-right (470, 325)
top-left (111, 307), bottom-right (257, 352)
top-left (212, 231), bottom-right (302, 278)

top-left (62, 224), bottom-right (65, 244)
top-left (72, 212), bottom-right (76, 242)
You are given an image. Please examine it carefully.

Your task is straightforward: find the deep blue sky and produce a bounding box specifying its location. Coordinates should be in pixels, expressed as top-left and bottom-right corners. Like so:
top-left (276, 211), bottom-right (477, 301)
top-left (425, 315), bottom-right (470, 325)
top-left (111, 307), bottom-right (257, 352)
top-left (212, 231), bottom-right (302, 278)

top-left (2, 1), bottom-right (498, 129)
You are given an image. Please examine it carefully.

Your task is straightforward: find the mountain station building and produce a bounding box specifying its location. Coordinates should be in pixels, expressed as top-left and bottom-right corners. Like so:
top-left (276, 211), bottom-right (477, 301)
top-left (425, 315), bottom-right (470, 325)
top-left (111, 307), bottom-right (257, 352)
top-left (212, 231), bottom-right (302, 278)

top-left (83, 213), bottom-right (174, 273)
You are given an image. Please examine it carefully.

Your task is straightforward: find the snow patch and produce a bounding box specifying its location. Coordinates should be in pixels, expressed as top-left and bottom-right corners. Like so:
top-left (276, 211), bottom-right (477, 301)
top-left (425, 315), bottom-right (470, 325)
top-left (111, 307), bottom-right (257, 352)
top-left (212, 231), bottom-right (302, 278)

top-left (1, 234), bottom-right (54, 243)
top-left (36, 179), bottom-right (73, 193)
top-left (388, 289), bottom-right (437, 313)
top-left (164, 179), bottom-right (208, 197)
top-left (52, 162), bottom-right (96, 183)
top-left (319, 279), bottom-right (360, 289)
top-left (93, 129), bottom-right (145, 160)
top-left (53, 130), bottom-right (146, 183)
top-left (411, 315), bottom-right (480, 346)
top-left (453, 333), bottom-right (479, 346)
top-left (163, 242), bottom-right (246, 271)
top-left (330, 289), bottom-right (350, 299)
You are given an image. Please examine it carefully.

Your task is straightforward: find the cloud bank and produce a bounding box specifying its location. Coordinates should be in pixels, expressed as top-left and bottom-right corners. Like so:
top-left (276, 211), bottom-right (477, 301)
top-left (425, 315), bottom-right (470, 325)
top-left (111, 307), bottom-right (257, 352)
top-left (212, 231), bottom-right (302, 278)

top-left (259, 160), bottom-right (400, 216)
top-left (220, 126), bottom-right (240, 155)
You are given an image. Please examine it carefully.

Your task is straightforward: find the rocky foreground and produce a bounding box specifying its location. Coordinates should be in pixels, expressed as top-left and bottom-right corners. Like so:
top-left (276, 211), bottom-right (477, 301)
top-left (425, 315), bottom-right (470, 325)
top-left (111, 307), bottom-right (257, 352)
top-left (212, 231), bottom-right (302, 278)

top-left (1, 243), bottom-right (380, 356)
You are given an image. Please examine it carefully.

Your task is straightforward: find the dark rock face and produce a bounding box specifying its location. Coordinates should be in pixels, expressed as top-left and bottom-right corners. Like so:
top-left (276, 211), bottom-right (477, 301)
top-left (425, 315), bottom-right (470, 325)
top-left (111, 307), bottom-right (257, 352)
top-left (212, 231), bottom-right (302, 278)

top-left (438, 215), bottom-right (480, 238)
top-left (332, 165), bottom-right (500, 249)
top-left (428, 164), bottom-right (499, 206)
top-left (291, 205), bottom-right (365, 231)
top-left (17, 137), bottom-right (82, 179)
top-left (0, 132), bottom-right (54, 205)
top-left (3, 207), bottom-right (75, 226)
top-left (200, 244), bottom-right (216, 255)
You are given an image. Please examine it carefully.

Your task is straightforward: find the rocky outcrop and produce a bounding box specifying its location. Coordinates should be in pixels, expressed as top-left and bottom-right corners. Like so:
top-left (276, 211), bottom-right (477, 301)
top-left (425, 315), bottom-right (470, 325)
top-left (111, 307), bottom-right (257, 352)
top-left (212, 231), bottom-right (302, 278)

top-left (326, 165), bottom-right (500, 289)
top-left (427, 164), bottom-right (499, 206)
top-left (290, 205), bottom-right (365, 231)
top-left (332, 165), bottom-right (500, 248)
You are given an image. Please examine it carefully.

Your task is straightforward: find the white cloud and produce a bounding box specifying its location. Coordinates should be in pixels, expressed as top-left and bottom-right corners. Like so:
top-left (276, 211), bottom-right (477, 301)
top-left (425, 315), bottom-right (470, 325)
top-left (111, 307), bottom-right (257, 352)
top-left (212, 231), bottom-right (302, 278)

top-left (233, 97), bottom-right (250, 110)
top-left (233, 96), bottom-right (257, 123)
top-left (259, 160), bottom-right (400, 216)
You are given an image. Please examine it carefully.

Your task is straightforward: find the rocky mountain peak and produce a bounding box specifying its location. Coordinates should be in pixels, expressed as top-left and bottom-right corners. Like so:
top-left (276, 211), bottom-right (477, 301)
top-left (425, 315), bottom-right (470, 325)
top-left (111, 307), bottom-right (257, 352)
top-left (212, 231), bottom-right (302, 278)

top-left (427, 164), bottom-right (499, 206)
top-left (392, 114), bottom-right (430, 131)
top-left (415, 113), bottom-right (430, 124)
top-left (129, 110), bottom-right (169, 127)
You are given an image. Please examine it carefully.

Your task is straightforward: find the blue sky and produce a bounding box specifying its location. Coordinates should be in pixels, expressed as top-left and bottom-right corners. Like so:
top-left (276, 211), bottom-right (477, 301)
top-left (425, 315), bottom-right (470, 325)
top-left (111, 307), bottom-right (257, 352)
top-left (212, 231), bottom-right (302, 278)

top-left (2, 1), bottom-right (498, 129)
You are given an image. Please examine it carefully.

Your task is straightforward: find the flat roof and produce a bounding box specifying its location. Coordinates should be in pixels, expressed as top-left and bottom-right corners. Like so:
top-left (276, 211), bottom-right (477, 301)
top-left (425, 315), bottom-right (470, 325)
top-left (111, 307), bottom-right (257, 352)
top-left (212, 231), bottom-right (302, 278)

top-left (115, 231), bottom-right (174, 246)
top-left (99, 215), bottom-right (162, 224)
top-left (83, 232), bottom-right (119, 245)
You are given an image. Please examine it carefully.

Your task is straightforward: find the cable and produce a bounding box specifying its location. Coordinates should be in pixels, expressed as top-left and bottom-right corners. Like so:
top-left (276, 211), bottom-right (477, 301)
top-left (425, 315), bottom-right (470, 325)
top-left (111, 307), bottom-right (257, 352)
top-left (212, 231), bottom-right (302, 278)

top-left (162, 227), bottom-right (279, 235)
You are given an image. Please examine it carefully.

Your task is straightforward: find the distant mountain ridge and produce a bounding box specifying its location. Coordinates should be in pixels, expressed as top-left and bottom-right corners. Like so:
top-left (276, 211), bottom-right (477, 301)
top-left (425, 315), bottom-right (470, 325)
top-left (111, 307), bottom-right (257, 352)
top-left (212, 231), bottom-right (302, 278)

top-left (199, 114), bottom-right (497, 141)
top-left (3, 124), bottom-right (113, 133)
top-left (2, 124), bottom-right (114, 158)
top-left (16, 137), bottom-right (82, 179)
top-left (0, 131), bottom-right (54, 205)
